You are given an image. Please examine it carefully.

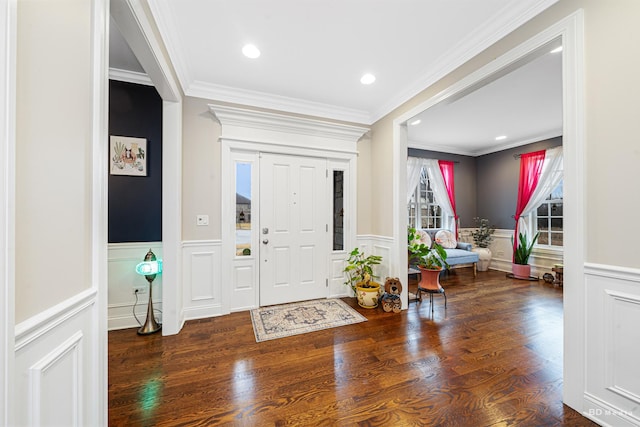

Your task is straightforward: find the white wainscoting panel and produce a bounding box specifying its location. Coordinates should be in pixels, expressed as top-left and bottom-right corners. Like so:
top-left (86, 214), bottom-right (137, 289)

top-left (329, 250), bottom-right (349, 298)
top-left (584, 263), bottom-right (640, 427)
top-left (14, 289), bottom-right (99, 427)
top-left (356, 235), bottom-right (393, 281)
top-left (356, 234), bottom-right (396, 303)
top-left (29, 331), bottom-right (82, 426)
top-left (231, 261), bottom-right (257, 312)
top-left (108, 242), bottom-right (163, 331)
top-left (182, 240), bottom-right (224, 320)
top-left (459, 228), bottom-right (563, 278)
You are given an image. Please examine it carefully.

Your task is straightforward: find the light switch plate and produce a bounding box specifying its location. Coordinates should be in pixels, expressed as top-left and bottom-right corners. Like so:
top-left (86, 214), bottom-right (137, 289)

top-left (196, 214), bottom-right (209, 226)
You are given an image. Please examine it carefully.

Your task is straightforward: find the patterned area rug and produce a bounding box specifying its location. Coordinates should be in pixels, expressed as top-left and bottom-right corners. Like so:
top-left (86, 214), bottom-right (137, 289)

top-left (250, 298), bottom-right (367, 342)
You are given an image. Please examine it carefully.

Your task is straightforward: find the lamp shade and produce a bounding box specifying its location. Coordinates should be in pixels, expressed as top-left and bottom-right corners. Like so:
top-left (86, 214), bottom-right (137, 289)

top-left (134, 249), bottom-right (162, 335)
top-left (135, 259), bottom-right (163, 276)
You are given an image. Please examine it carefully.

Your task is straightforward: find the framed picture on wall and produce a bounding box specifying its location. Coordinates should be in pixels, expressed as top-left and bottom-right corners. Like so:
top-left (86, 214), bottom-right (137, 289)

top-left (110, 135), bottom-right (147, 176)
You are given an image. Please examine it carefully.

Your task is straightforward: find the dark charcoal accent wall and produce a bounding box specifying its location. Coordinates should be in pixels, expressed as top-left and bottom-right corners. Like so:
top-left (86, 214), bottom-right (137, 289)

top-left (476, 136), bottom-right (562, 229)
top-left (407, 149), bottom-right (477, 227)
top-left (108, 80), bottom-right (162, 243)
top-left (409, 136), bottom-right (562, 229)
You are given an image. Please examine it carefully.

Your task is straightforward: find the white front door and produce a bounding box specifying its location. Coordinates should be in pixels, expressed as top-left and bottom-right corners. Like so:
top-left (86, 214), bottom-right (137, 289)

top-left (259, 153), bottom-right (328, 306)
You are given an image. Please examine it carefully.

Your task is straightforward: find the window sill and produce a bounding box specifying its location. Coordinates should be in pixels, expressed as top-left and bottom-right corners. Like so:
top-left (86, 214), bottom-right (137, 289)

top-left (532, 245), bottom-right (563, 261)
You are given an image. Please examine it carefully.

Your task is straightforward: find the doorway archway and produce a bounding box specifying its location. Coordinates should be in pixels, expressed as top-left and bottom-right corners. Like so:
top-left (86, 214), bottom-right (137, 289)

top-left (391, 11), bottom-right (585, 409)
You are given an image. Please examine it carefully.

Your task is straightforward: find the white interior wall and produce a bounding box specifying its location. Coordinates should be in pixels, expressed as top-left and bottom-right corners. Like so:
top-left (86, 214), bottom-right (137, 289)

top-left (11, 0), bottom-right (109, 424)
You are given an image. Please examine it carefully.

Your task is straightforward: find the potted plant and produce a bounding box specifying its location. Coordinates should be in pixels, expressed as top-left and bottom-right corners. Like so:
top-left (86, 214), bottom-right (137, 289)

top-left (511, 231), bottom-right (539, 279)
top-left (470, 217), bottom-right (495, 272)
top-left (408, 228), bottom-right (449, 291)
top-left (343, 248), bottom-right (383, 308)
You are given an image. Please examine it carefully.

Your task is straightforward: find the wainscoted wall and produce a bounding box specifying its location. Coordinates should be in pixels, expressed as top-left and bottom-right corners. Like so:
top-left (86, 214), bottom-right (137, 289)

top-left (107, 231), bottom-right (564, 327)
top-left (584, 264), bottom-right (640, 427)
top-left (459, 228), bottom-right (563, 278)
top-left (102, 236), bottom-right (396, 324)
top-left (355, 234), bottom-right (396, 303)
top-left (329, 249), bottom-right (350, 299)
top-left (108, 242), bottom-right (163, 330)
top-left (182, 240), bottom-right (224, 319)
top-left (14, 289), bottom-right (101, 426)
top-left (357, 235), bottom-right (393, 282)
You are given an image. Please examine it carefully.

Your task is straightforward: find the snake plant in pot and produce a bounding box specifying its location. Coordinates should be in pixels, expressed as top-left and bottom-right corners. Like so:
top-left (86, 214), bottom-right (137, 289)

top-left (512, 231), bottom-right (539, 279)
top-left (343, 248), bottom-right (383, 308)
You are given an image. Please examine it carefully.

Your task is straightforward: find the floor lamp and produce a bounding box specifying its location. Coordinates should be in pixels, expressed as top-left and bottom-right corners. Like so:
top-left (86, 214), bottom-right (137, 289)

top-left (135, 249), bottom-right (162, 335)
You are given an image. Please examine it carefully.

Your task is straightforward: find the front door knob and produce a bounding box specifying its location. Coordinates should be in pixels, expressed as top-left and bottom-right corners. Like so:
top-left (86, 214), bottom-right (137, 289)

top-left (262, 239), bottom-right (269, 244)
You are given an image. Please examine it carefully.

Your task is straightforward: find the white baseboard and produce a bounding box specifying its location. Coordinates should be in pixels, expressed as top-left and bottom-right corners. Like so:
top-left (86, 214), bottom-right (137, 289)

top-left (584, 392), bottom-right (639, 427)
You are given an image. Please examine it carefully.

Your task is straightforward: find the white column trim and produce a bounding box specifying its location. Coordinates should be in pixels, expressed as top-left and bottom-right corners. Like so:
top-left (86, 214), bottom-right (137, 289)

top-left (0, 0), bottom-right (16, 424)
top-left (110, 0), bottom-right (181, 102)
top-left (161, 100), bottom-right (184, 335)
top-left (90, 0), bottom-right (109, 424)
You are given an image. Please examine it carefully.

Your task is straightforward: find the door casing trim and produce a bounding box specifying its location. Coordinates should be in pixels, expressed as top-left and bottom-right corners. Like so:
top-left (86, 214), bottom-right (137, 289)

top-left (213, 106), bottom-right (366, 312)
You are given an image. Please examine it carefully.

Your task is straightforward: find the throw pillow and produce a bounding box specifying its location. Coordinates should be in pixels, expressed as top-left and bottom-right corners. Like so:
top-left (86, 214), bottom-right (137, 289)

top-left (417, 229), bottom-right (431, 247)
top-left (435, 229), bottom-right (457, 249)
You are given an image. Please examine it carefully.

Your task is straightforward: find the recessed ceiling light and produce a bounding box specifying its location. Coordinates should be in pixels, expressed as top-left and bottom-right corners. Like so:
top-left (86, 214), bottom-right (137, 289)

top-left (242, 44), bottom-right (261, 59)
top-left (550, 46), bottom-right (563, 54)
top-left (495, 135), bottom-right (507, 141)
top-left (360, 73), bottom-right (376, 85)
top-left (410, 119), bottom-right (421, 126)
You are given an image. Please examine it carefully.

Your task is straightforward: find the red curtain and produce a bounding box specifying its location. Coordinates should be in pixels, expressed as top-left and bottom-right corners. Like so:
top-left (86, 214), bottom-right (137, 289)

top-left (438, 160), bottom-right (458, 237)
top-left (513, 150), bottom-right (545, 259)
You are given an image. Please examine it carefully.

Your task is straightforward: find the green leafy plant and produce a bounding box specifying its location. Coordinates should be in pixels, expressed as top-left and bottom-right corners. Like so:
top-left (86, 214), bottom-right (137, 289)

top-left (343, 248), bottom-right (382, 294)
top-left (408, 227), bottom-right (449, 270)
top-left (470, 217), bottom-right (495, 248)
top-left (512, 231), bottom-right (540, 265)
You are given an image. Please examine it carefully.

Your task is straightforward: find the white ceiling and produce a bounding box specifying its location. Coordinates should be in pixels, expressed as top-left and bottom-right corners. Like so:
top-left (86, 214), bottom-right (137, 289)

top-left (408, 46), bottom-right (563, 156)
top-left (109, 0), bottom-right (561, 156)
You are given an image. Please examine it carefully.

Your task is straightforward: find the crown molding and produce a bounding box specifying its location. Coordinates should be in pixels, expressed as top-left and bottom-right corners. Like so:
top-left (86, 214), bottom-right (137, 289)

top-left (108, 67), bottom-right (153, 86)
top-left (193, 81), bottom-right (371, 125)
top-left (471, 129), bottom-right (562, 156)
top-left (148, 0), bottom-right (371, 124)
top-left (408, 140), bottom-right (478, 157)
top-left (370, 0), bottom-right (560, 123)
top-left (208, 103), bottom-right (369, 143)
top-left (146, 0), bottom-right (557, 125)
top-left (409, 128), bottom-right (562, 157)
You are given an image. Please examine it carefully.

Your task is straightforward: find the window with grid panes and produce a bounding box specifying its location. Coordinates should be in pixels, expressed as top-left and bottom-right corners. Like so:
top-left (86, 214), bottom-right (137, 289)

top-left (408, 168), bottom-right (442, 229)
top-left (535, 180), bottom-right (563, 247)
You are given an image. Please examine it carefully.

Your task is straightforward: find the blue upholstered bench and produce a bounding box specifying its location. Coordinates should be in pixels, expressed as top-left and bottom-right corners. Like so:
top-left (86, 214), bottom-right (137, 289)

top-left (421, 228), bottom-right (479, 276)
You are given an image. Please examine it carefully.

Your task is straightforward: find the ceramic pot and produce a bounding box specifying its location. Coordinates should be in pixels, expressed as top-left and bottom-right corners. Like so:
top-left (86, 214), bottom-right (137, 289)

top-left (417, 266), bottom-right (443, 292)
top-left (512, 263), bottom-right (531, 279)
top-left (356, 282), bottom-right (381, 308)
top-left (472, 247), bottom-right (492, 272)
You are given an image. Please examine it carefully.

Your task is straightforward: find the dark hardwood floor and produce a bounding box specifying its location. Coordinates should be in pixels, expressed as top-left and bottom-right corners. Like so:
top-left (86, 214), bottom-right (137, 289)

top-left (109, 269), bottom-right (598, 426)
